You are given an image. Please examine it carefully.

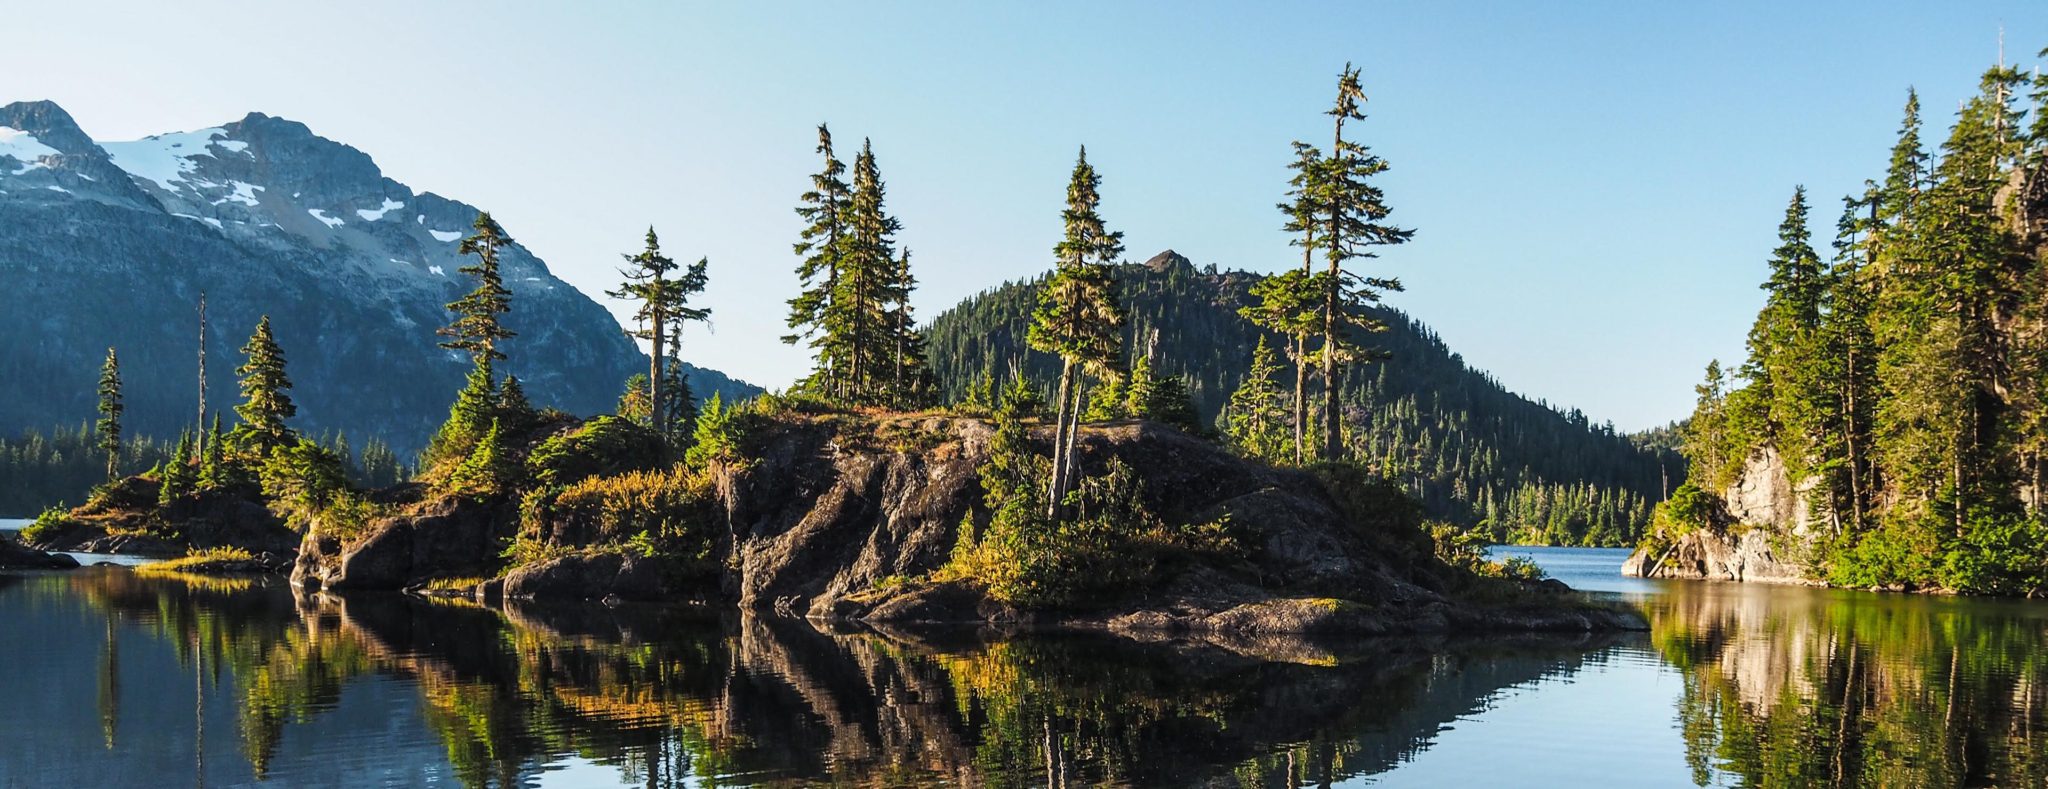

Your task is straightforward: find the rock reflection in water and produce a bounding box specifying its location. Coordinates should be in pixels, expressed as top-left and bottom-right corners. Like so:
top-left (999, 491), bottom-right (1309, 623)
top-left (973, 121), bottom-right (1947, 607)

top-left (1643, 582), bottom-right (2048, 788)
top-left (0, 568), bottom-right (1624, 787)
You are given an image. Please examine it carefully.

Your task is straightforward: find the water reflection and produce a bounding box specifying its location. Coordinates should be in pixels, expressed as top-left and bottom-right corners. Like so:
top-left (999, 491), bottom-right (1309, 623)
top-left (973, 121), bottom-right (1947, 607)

top-left (1644, 581), bottom-right (2048, 788)
top-left (0, 569), bottom-right (1628, 787)
top-left (2, 564), bottom-right (2044, 787)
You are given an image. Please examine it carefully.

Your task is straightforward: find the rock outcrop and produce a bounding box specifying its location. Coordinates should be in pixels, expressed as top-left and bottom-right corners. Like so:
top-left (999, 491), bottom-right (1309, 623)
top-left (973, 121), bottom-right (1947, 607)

top-left (717, 415), bottom-right (1640, 635)
top-left (1624, 449), bottom-right (1815, 585)
top-left (0, 537), bottom-right (79, 569)
top-left (292, 493), bottom-right (510, 591)
top-left (21, 478), bottom-right (300, 558)
top-left (1620, 527), bottom-right (1808, 584)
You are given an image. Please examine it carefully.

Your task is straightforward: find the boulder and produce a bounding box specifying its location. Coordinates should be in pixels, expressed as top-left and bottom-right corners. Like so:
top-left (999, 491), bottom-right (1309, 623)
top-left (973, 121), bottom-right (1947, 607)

top-left (498, 552), bottom-right (665, 602)
top-left (0, 538), bottom-right (79, 570)
top-left (293, 494), bottom-right (509, 591)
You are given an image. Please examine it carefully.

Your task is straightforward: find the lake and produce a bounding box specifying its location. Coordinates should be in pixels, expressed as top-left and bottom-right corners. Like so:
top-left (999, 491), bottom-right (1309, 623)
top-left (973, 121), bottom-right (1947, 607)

top-left (0, 546), bottom-right (2043, 787)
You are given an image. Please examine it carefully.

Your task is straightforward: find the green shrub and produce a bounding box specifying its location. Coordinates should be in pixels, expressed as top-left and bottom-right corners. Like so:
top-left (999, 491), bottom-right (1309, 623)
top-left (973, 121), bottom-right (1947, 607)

top-left (1428, 522), bottom-right (1544, 581)
top-left (17, 506), bottom-right (75, 546)
top-left (258, 438), bottom-right (352, 524)
top-left (684, 394), bottom-right (760, 469)
top-left (526, 415), bottom-right (666, 489)
top-left (512, 465), bottom-right (720, 577)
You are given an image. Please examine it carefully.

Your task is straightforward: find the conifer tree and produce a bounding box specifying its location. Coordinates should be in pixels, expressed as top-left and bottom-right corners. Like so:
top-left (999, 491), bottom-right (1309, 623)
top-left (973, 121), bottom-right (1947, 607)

top-left (1000, 366), bottom-right (1045, 420)
top-left (1245, 140), bottom-right (1326, 463)
top-left (1743, 187), bottom-right (1827, 477)
top-left (232, 316), bottom-right (296, 452)
top-left (446, 418), bottom-right (516, 496)
top-left (158, 430), bottom-right (195, 505)
top-left (833, 139), bottom-right (904, 403)
top-left (1225, 337), bottom-right (1290, 460)
top-left (617, 372), bottom-right (653, 426)
top-left (887, 247), bottom-right (935, 407)
top-left (786, 124), bottom-right (853, 397)
top-left (498, 374), bottom-right (534, 428)
top-left (1310, 64), bottom-right (1413, 461)
top-left (427, 360), bottom-right (499, 468)
top-left (95, 347), bottom-right (123, 481)
top-left (198, 414), bottom-right (230, 491)
top-left (610, 228), bottom-right (679, 429)
top-left (440, 212), bottom-right (516, 365)
top-left (1028, 146), bottom-right (1125, 515)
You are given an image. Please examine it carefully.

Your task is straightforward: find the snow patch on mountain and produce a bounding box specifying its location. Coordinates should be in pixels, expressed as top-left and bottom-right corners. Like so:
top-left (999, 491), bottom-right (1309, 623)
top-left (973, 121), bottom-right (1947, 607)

top-left (99, 127), bottom-right (242, 191)
top-left (428, 229), bottom-right (462, 242)
top-left (0, 127), bottom-right (58, 173)
top-left (357, 198), bottom-right (403, 221)
top-left (308, 208), bottom-right (344, 228)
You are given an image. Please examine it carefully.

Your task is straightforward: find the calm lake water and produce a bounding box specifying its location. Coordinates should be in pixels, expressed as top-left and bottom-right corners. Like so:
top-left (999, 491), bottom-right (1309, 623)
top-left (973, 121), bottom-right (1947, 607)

top-left (0, 546), bottom-right (2043, 787)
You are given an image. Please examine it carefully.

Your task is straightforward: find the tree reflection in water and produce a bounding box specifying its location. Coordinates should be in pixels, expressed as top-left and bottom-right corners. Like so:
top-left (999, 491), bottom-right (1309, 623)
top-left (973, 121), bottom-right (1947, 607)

top-left (10, 569), bottom-right (2044, 787)
top-left (1644, 582), bottom-right (2048, 788)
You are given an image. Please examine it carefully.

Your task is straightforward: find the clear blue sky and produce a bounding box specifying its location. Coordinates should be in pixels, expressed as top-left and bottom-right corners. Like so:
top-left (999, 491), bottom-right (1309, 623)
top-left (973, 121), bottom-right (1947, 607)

top-left (8, 1), bottom-right (2045, 430)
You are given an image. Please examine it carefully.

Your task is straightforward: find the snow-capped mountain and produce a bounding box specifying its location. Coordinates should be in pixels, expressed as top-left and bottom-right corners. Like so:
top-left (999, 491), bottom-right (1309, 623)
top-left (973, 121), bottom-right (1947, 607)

top-left (0, 99), bottom-right (753, 451)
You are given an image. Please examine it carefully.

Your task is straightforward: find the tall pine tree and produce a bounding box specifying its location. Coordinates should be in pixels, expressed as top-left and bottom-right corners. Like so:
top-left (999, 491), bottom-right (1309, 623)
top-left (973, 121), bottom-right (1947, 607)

top-left (1028, 146), bottom-right (1125, 515)
top-left (95, 347), bottom-right (122, 481)
top-left (231, 316), bottom-right (296, 452)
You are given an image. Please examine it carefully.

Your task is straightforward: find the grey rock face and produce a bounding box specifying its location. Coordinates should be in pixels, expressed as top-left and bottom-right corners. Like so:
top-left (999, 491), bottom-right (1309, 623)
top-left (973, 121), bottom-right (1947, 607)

top-left (0, 100), bottom-right (751, 452)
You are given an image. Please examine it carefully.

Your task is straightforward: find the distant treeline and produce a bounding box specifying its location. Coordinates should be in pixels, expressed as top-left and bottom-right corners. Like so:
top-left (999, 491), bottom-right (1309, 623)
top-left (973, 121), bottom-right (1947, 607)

top-left (0, 423), bottom-right (405, 516)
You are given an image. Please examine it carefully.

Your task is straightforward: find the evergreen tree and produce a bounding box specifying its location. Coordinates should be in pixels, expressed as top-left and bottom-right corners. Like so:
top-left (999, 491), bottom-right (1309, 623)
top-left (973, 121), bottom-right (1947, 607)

top-left (887, 247), bottom-right (935, 407)
top-left (446, 418), bottom-right (516, 496)
top-left (198, 414), bottom-right (232, 491)
top-left (1224, 337), bottom-right (1289, 460)
top-left (617, 372), bottom-right (653, 426)
top-left (609, 229), bottom-right (710, 440)
top-left (1000, 366), bottom-right (1045, 420)
top-left (95, 347), bottom-right (122, 481)
top-left (786, 124), bottom-right (854, 397)
top-left (829, 138), bottom-right (905, 404)
top-left (610, 228), bottom-right (679, 430)
top-left (231, 316), bottom-right (296, 452)
top-left (1028, 146), bottom-right (1126, 515)
top-left (158, 429), bottom-right (196, 505)
top-left (1310, 64), bottom-right (1414, 461)
top-left (498, 374), bottom-right (535, 428)
top-left (1743, 187), bottom-right (1827, 477)
top-left (427, 360), bottom-right (499, 469)
top-left (439, 212), bottom-right (516, 365)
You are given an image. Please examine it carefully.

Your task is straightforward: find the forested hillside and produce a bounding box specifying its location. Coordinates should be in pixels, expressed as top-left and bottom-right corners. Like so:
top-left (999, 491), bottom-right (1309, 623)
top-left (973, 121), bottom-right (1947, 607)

top-left (925, 250), bottom-right (1681, 545)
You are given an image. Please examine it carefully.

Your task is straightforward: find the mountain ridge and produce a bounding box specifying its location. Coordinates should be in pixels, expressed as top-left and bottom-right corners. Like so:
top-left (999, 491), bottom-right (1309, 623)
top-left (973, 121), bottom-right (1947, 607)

top-left (0, 99), bottom-right (759, 453)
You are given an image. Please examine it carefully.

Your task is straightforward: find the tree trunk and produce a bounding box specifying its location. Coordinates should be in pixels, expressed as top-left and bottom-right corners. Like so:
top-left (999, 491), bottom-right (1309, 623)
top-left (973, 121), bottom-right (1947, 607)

top-left (1049, 358), bottom-right (1077, 518)
top-left (1321, 275), bottom-right (1342, 462)
top-left (1292, 332), bottom-right (1307, 465)
top-left (650, 305), bottom-right (665, 436)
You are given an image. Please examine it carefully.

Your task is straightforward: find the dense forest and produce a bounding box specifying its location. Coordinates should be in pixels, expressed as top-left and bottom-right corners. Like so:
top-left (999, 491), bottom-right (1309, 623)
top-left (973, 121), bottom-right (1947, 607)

top-left (1664, 54), bottom-right (2048, 595)
top-left (924, 250), bottom-right (1681, 546)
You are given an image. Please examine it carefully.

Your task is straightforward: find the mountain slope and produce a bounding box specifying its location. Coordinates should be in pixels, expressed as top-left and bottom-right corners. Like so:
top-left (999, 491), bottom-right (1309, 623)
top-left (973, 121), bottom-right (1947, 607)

top-left (0, 100), bottom-right (756, 453)
top-left (924, 250), bottom-right (1683, 545)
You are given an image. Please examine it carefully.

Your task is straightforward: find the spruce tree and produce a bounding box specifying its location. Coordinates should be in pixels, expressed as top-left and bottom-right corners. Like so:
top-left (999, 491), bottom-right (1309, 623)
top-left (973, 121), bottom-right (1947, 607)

top-left (95, 347), bottom-right (123, 481)
top-left (1027, 146), bottom-right (1125, 515)
top-left (232, 316), bottom-right (296, 452)
top-left (1742, 187), bottom-right (1827, 477)
top-left (440, 212), bottom-right (516, 365)
top-left (498, 374), bottom-right (534, 427)
top-left (617, 373), bottom-right (652, 426)
top-left (1225, 336), bottom-right (1290, 460)
top-left (427, 359), bottom-right (499, 468)
top-left (446, 418), bottom-right (516, 496)
top-left (786, 124), bottom-right (853, 397)
top-left (1311, 64), bottom-right (1414, 461)
top-left (158, 430), bottom-right (195, 505)
top-left (197, 414), bottom-right (230, 491)
top-left (886, 247), bottom-right (934, 408)
top-left (833, 139), bottom-right (904, 403)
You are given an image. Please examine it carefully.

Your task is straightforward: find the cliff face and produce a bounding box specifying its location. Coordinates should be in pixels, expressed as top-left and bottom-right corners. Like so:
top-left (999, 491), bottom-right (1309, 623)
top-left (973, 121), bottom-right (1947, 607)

top-left (1623, 449), bottom-right (1812, 584)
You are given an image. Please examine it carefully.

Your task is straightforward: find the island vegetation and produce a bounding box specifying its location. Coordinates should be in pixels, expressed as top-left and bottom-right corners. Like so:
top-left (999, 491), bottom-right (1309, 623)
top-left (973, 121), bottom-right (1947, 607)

top-left (1, 66), bottom-right (1640, 636)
